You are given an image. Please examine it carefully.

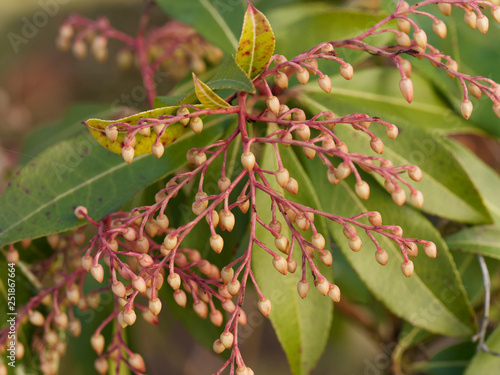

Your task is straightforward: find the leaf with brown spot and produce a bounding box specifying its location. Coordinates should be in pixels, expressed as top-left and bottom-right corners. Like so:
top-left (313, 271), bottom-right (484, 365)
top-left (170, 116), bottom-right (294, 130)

top-left (236, 2), bottom-right (275, 79)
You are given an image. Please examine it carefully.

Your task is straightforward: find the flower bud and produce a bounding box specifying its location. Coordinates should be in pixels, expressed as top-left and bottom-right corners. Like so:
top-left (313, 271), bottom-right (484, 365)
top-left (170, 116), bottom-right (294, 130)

top-left (220, 332), bottom-right (234, 349)
top-left (105, 125), bottom-right (118, 143)
top-left (438, 3), bottom-right (452, 16)
top-left (129, 353), bottom-right (146, 372)
top-left (193, 300), bottom-right (208, 318)
top-left (410, 190), bottom-right (424, 207)
top-left (311, 233), bottom-right (325, 250)
top-left (152, 142), bottom-right (164, 158)
top-left (72, 40), bottom-right (87, 59)
top-left (29, 310), bottom-right (45, 326)
top-left (273, 256), bottom-right (288, 275)
top-left (396, 32), bottom-right (411, 47)
top-left (348, 236), bottom-right (362, 252)
top-left (340, 63), bottom-right (353, 80)
top-left (222, 299), bottom-right (235, 313)
top-left (258, 298), bottom-right (272, 317)
top-left (177, 107), bottom-right (191, 126)
top-left (399, 77), bottom-right (413, 103)
top-left (408, 166), bottom-right (422, 181)
top-left (406, 242), bottom-right (418, 257)
top-left (392, 188), bottom-right (406, 206)
top-left (397, 18), bottom-right (411, 34)
top-left (190, 117), bottom-right (203, 134)
top-left (328, 284), bottom-right (341, 302)
top-left (112, 281), bottom-right (126, 299)
top-left (163, 234), bottom-right (178, 251)
top-left (174, 289), bottom-right (187, 307)
top-left (228, 279), bottom-right (241, 296)
top-left (239, 197), bottom-right (250, 214)
top-left (218, 177), bottom-right (231, 192)
top-left (432, 20), bottom-right (447, 39)
top-left (296, 68), bottom-right (310, 84)
top-left (122, 145), bottom-right (135, 163)
top-left (241, 151), bottom-right (256, 171)
top-left (275, 168), bottom-right (290, 188)
top-left (288, 258), bottom-right (297, 273)
top-left (194, 151), bottom-right (207, 166)
top-left (297, 280), bottom-right (310, 299)
top-left (274, 235), bottom-right (290, 254)
top-left (213, 339), bottom-right (225, 354)
top-left (149, 298), bottom-right (162, 316)
top-left (132, 276), bottom-right (147, 294)
top-left (319, 250), bottom-right (333, 266)
top-left (355, 181), bottom-right (370, 200)
top-left (316, 278), bottom-right (330, 296)
top-left (274, 72), bottom-right (289, 89)
top-left (368, 212), bottom-right (382, 227)
top-left (400, 59), bottom-right (412, 78)
top-left (91, 334), bottom-right (105, 355)
top-left (413, 29), bottom-right (427, 49)
top-left (266, 96), bottom-right (280, 115)
top-left (464, 11), bottom-right (477, 29)
top-left (460, 99), bottom-right (473, 119)
top-left (220, 210), bottom-right (235, 232)
top-left (492, 7), bottom-right (500, 23)
top-left (295, 124), bottom-right (310, 141)
top-left (468, 82), bottom-right (482, 100)
top-left (210, 310), bottom-right (223, 326)
top-left (318, 75), bottom-right (332, 93)
top-left (375, 249), bottom-right (389, 265)
top-left (335, 162), bottom-right (351, 180)
top-left (494, 103), bottom-right (500, 119)
top-left (285, 177), bottom-right (299, 194)
top-left (210, 235), bottom-right (224, 253)
top-left (424, 242), bottom-right (437, 258)
top-left (92, 36), bottom-right (108, 63)
top-left (95, 358), bottom-right (108, 375)
top-left (91, 264), bottom-right (104, 283)
top-left (296, 214), bottom-right (310, 231)
top-left (167, 273), bottom-right (181, 290)
top-left (343, 224), bottom-right (357, 239)
top-left (401, 260), bottom-right (414, 277)
top-left (327, 169), bottom-right (340, 185)
top-left (445, 60), bottom-right (458, 79)
top-left (370, 137), bottom-right (384, 154)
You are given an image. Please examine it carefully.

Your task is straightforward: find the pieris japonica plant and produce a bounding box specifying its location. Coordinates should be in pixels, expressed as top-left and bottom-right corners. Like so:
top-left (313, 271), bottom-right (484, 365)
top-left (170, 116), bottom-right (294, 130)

top-left (1, 0), bottom-right (500, 374)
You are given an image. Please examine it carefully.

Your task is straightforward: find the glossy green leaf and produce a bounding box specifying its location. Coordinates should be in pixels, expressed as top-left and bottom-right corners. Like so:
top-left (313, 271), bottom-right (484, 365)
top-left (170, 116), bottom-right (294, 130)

top-left (446, 226), bottom-right (500, 260)
top-left (299, 93), bottom-right (492, 224)
top-left (443, 139), bottom-right (500, 224)
top-left (154, 56), bottom-right (255, 108)
top-left (192, 73), bottom-right (231, 108)
top-left (252, 125), bottom-right (332, 375)
top-left (0, 117), bottom-right (229, 247)
top-left (85, 106), bottom-right (197, 155)
top-left (452, 251), bottom-right (499, 306)
top-left (303, 159), bottom-right (475, 337)
top-left (464, 324), bottom-right (500, 375)
top-left (423, 341), bottom-right (476, 375)
top-left (300, 67), bottom-right (475, 133)
top-left (235, 2), bottom-right (275, 79)
top-left (267, 5), bottom-right (390, 61)
top-left (156, 0), bottom-right (245, 54)
top-left (20, 103), bottom-right (114, 165)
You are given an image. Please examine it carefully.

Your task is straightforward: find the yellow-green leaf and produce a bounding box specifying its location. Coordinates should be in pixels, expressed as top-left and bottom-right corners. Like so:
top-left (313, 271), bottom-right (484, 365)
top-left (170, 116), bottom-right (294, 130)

top-left (192, 73), bottom-right (232, 109)
top-left (236, 2), bottom-right (275, 79)
top-left (85, 106), bottom-right (201, 155)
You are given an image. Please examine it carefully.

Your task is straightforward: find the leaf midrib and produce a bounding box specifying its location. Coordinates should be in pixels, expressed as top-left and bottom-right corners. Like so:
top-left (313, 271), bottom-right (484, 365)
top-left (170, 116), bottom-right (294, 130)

top-left (199, 0), bottom-right (238, 50)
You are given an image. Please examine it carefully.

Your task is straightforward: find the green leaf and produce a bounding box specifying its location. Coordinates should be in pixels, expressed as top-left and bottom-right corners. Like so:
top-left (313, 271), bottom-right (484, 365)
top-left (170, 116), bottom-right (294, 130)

top-left (443, 139), bottom-right (500, 224)
top-left (235, 2), bottom-right (275, 79)
top-left (20, 103), bottom-right (114, 165)
top-left (156, 0), bottom-right (245, 54)
top-left (452, 251), bottom-right (499, 306)
top-left (85, 106), bottom-right (198, 155)
top-left (303, 160), bottom-right (475, 336)
top-left (154, 56), bottom-right (255, 108)
top-left (298, 94), bottom-right (492, 224)
top-left (446, 226), bottom-right (500, 260)
top-left (465, 324), bottom-right (500, 375)
top-left (267, 5), bottom-right (390, 61)
top-left (252, 125), bottom-right (332, 375)
top-left (299, 67), bottom-right (475, 134)
top-left (424, 341), bottom-right (476, 375)
top-left (192, 73), bottom-right (231, 108)
top-left (0, 117), bottom-right (229, 247)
